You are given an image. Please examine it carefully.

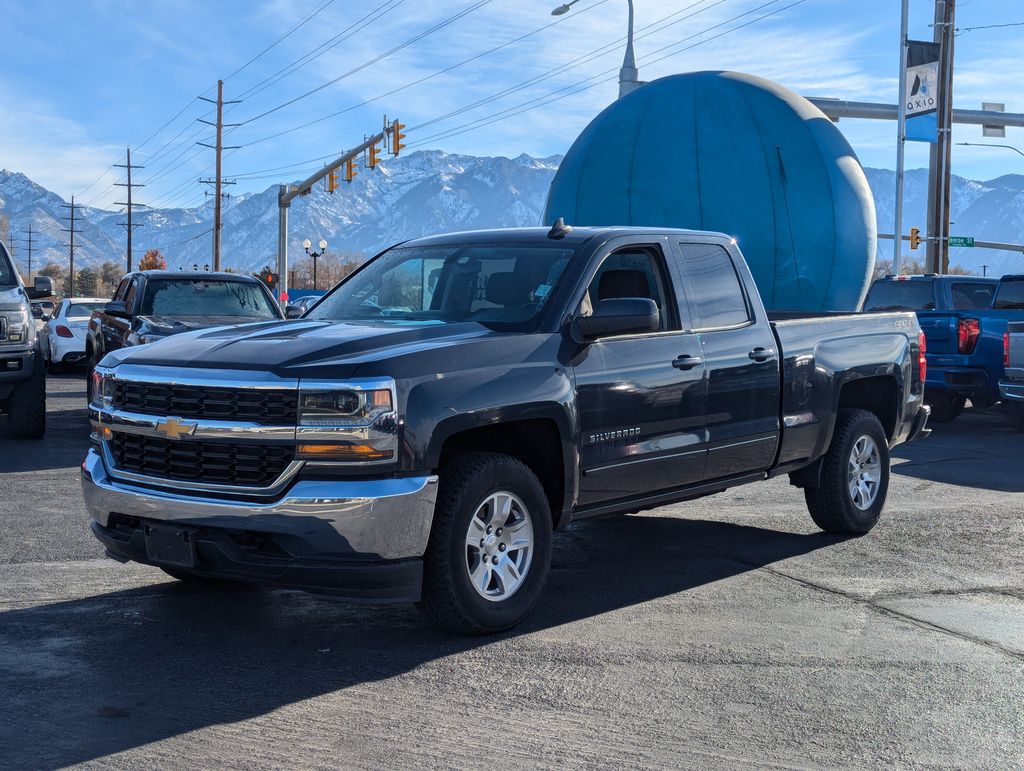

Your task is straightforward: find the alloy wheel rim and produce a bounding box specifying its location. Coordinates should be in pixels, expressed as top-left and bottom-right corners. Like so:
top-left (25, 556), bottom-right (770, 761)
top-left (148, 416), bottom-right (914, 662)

top-left (464, 491), bottom-right (534, 602)
top-left (847, 435), bottom-right (881, 510)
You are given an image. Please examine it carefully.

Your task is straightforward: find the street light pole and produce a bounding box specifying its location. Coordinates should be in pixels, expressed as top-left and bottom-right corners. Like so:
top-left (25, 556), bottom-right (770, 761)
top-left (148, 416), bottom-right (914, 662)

top-left (552, 0), bottom-right (639, 98)
top-left (303, 238), bottom-right (328, 291)
top-left (957, 141), bottom-right (1024, 158)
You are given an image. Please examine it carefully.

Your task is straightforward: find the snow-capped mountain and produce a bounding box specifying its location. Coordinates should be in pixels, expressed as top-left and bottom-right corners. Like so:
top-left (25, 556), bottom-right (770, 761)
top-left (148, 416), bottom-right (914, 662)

top-left (2, 152), bottom-right (1023, 277)
top-left (0, 151), bottom-right (562, 274)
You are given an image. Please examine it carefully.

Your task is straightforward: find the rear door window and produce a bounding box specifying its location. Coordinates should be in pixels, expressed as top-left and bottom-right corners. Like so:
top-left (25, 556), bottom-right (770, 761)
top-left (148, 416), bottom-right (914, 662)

top-left (863, 280), bottom-right (936, 311)
top-left (677, 243), bottom-right (751, 329)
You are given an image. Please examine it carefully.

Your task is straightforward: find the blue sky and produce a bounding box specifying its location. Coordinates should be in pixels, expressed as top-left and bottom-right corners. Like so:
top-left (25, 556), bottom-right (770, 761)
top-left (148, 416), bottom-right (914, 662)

top-left (2, 0), bottom-right (1022, 211)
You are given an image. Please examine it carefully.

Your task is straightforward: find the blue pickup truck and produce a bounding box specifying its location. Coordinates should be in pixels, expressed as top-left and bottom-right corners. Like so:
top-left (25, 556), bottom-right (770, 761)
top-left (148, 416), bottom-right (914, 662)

top-left (864, 274), bottom-right (1024, 422)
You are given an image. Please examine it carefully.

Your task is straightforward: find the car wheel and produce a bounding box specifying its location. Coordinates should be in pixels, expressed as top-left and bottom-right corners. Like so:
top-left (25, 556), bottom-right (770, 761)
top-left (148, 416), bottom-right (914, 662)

top-left (419, 452), bottom-right (553, 635)
top-left (5, 360), bottom-right (46, 439)
top-left (804, 408), bottom-right (890, 536)
top-left (925, 391), bottom-right (965, 423)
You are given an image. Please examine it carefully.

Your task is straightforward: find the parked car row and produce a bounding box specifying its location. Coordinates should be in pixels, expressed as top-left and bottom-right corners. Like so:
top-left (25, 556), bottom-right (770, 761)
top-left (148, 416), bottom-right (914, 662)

top-left (864, 273), bottom-right (1024, 429)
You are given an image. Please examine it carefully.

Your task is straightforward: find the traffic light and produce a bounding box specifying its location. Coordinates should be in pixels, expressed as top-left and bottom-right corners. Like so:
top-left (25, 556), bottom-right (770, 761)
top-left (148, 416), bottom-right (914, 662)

top-left (344, 157), bottom-right (358, 183)
top-left (909, 227), bottom-right (921, 250)
top-left (266, 272), bottom-right (278, 287)
top-left (391, 120), bottom-right (406, 156)
top-left (326, 168), bottom-right (339, 193)
top-left (367, 142), bottom-right (380, 169)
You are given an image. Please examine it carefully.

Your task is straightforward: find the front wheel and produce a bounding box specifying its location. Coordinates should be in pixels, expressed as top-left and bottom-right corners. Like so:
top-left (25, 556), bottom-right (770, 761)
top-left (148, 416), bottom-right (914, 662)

top-left (804, 409), bottom-right (890, 535)
top-left (419, 452), bottom-right (553, 635)
top-left (5, 361), bottom-right (46, 439)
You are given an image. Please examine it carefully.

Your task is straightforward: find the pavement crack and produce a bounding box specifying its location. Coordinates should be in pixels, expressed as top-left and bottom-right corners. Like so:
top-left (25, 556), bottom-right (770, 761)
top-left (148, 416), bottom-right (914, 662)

top-left (726, 554), bottom-right (1024, 663)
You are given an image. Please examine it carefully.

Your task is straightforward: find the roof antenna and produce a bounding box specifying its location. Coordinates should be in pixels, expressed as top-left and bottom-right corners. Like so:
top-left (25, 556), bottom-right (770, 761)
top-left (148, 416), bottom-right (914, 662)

top-left (547, 217), bottom-right (572, 239)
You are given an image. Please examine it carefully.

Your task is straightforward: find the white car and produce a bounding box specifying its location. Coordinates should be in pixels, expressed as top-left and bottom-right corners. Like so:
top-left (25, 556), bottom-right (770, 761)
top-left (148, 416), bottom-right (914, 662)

top-left (39, 297), bottom-right (107, 372)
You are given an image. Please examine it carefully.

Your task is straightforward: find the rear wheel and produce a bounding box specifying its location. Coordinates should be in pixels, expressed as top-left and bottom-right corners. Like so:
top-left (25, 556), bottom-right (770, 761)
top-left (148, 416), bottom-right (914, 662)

top-left (419, 452), bottom-right (553, 635)
top-left (5, 360), bottom-right (46, 439)
top-left (925, 391), bottom-right (965, 423)
top-left (804, 409), bottom-right (889, 535)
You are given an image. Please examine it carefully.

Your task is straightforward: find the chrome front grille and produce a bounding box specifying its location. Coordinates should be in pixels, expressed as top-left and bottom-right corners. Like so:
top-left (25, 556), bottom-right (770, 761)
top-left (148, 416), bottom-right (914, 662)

top-left (113, 381), bottom-right (297, 425)
top-left (111, 433), bottom-right (294, 487)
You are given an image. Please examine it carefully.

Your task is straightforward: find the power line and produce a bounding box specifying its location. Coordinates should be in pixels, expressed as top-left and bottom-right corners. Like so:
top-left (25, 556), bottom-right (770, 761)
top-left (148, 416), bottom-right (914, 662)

top-left (236, 0), bottom-right (614, 149)
top-left (957, 20), bottom-right (1024, 33)
top-left (408, 0), bottom-right (809, 148)
top-left (238, 0), bottom-right (494, 125)
top-left (223, 0), bottom-right (338, 82)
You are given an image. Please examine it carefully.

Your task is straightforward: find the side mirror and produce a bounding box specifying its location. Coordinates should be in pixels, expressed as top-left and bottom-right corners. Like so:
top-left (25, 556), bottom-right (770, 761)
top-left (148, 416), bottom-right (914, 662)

top-left (31, 306), bottom-right (43, 319)
top-left (104, 300), bottom-right (130, 318)
top-left (285, 304), bottom-right (303, 319)
top-left (574, 298), bottom-right (660, 341)
top-left (26, 276), bottom-right (54, 300)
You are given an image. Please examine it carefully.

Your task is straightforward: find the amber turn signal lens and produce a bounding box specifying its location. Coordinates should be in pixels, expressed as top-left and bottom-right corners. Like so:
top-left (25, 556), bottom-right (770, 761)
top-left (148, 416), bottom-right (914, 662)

top-left (296, 443), bottom-right (394, 461)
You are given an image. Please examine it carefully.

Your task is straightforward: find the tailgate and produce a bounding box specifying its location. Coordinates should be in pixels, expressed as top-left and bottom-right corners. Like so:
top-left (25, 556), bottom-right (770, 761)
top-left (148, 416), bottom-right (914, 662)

top-left (916, 311), bottom-right (959, 354)
top-left (1009, 321), bottom-right (1024, 375)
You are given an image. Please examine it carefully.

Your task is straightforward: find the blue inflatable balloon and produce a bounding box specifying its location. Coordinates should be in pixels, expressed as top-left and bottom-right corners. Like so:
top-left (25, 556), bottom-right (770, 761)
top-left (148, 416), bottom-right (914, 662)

top-left (543, 71), bottom-right (876, 311)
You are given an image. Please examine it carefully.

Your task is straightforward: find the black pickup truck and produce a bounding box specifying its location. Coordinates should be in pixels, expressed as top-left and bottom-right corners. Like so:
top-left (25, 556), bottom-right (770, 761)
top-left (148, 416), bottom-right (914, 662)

top-left (83, 226), bottom-right (929, 633)
top-left (85, 270), bottom-right (282, 401)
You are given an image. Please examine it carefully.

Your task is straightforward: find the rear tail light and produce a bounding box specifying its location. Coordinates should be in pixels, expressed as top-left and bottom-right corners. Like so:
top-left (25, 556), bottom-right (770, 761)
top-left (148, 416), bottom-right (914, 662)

top-left (55, 325), bottom-right (74, 338)
top-left (957, 318), bottom-right (980, 354)
top-left (918, 330), bottom-right (927, 384)
top-left (1006, 332), bottom-right (1011, 368)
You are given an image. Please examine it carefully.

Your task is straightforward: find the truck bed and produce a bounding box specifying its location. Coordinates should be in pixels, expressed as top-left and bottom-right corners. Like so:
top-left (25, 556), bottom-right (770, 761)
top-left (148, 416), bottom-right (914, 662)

top-left (768, 311), bottom-right (921, 470)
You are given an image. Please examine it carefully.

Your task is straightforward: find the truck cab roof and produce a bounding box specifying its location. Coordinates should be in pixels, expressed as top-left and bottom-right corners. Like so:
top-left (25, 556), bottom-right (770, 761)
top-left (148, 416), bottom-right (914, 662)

top-left (401, 225), bottom-right (736, 249)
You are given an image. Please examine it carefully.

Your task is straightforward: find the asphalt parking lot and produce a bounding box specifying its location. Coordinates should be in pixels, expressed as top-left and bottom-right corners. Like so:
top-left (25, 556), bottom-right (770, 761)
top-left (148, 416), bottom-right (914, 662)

top-left (1, 375), bottom-right (1022, 769)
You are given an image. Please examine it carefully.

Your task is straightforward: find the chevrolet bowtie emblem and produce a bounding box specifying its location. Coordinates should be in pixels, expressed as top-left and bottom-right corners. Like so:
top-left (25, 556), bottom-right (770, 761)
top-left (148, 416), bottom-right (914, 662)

top-left (155, 418), bottom-right (198, 441)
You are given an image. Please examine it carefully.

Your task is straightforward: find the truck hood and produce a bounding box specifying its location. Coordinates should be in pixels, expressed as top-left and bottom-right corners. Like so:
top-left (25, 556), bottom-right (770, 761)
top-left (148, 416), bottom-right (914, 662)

top-left (105, 319), bottom-right (497, 378)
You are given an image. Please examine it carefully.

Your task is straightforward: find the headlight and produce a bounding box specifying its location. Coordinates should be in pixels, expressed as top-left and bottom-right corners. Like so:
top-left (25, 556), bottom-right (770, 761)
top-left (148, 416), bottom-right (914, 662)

top-left (90, 368), bottom-right (115, 409)
top-left (1, 309), bottom-right (31, 345)
top-left (296, 380), bottom-right (397, 463)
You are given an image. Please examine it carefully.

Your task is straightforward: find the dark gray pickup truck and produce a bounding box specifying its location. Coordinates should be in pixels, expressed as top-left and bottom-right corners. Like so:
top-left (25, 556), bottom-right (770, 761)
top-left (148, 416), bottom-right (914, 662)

top-left (83, 226), bottom-right (929, 633)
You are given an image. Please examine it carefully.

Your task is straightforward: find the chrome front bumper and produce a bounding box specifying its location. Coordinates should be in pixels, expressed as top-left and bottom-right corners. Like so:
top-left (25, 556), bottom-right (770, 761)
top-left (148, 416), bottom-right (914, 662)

top-left (81, 449), bottom-right (439, 561)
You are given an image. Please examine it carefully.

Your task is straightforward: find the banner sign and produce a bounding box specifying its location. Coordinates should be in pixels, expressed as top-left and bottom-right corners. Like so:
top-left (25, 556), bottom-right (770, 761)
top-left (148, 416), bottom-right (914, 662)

top-left (905, 40), bottom-right (940, 143)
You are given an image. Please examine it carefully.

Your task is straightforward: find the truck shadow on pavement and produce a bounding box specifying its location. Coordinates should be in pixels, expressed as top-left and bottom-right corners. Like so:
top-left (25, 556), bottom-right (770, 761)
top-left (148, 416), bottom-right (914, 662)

top-left (890, 408), bottom-right (1024, 493)
top-left (0, 515), bottom-right (843, 768)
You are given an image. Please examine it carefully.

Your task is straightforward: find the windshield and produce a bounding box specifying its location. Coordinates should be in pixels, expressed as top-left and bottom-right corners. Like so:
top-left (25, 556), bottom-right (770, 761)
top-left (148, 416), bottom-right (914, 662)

top-left (66, 302), bottom-right (105, 320)
top-left (994, 280), bottom-right (1024, 310)
top-left (0, 242), bottom-right (14, 288)
top-left (308, 244), bottom-right (575, 331)
top-left (863, 280), bottom-right (936, 312)
top-left (141, 279), bottom-right (279, 318)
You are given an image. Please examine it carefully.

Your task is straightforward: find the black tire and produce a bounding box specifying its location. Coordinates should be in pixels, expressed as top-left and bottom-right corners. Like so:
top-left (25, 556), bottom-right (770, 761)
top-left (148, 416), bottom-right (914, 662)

top-left (5, 360), bottom-right (46, 439)
top-left (805, 408), bottom-right (890, 535)
top-left (1006, 402), bottom-right (1024, 433)
top-left (419, 452), bottom-right (553, 635)
top-left (85, 349), bottom-right (97, 405)
top-left (925, 391), bottom-right (965, 423)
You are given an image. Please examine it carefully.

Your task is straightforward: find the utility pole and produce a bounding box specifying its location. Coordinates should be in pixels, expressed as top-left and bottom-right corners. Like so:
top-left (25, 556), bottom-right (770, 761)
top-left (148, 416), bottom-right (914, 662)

top-left (61, 196), bottom-right (83, 297)
top-left (926, 0), bottom-right (956, 274)
top-left (114, 146), bottom-right (145, 272)
top-left (18, 223), bottom-right (35, 278)
top-left (893, 0), bottom-right (910, 275)
top-left (198, 80), bottom-right (240, 271)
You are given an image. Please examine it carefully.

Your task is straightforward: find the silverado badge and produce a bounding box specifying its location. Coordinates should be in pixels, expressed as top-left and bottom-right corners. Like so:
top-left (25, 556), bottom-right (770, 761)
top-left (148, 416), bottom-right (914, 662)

top-left (155, 418), bottom-right (198, 441)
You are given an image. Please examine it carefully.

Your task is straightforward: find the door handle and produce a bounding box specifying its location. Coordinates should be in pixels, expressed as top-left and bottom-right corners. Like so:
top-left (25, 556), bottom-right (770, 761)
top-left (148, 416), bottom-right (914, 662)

top-left (748, 347), bottom-right (776, 363)
top-left (672, 354), bottom-right (703, 370)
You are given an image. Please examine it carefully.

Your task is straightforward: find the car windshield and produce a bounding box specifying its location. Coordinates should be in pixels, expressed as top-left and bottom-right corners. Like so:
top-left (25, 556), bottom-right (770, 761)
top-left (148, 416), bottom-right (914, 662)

top-left (66, 302), bottom-right (105, 319)
top-left (994, 280), bottom-right (1024, 310)
top-left (141, 279), bottom-right (280, 318)
top-left (0, 243), bottom-right (15, 288)
top-left (308, 244), bottom-right (575, 331)
top-left (863, 280), bottom-right (936, 311)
